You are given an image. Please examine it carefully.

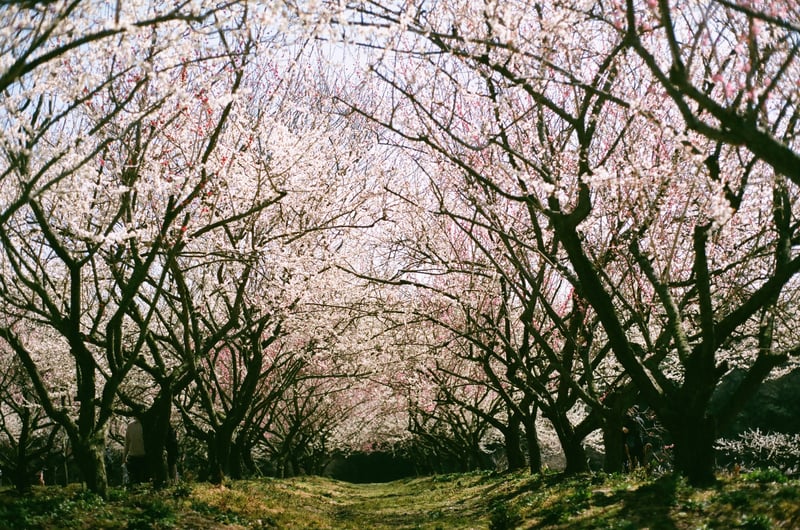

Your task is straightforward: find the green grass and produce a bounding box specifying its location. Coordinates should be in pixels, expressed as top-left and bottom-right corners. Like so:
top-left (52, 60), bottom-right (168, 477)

top-left (0, 469), bottom-right (798, 529)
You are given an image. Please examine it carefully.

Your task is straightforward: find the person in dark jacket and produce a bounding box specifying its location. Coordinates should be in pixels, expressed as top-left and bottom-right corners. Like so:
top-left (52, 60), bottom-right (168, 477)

top-left (622, 407), bottom-right (646, 471)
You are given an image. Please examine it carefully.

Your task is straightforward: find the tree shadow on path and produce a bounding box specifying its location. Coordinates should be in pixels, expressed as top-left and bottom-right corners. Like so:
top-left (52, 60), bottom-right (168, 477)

top-left (614, 474), bottom-right (680, 530)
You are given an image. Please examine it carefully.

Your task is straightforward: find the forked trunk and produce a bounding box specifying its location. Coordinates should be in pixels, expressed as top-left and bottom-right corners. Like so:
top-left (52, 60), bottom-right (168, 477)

top-left (548, 413), bottom-right (589, 474)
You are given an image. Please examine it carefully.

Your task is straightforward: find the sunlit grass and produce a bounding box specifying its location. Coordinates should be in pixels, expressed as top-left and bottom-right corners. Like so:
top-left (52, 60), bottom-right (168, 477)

top-left (0, 468), bottom-right (798, 529)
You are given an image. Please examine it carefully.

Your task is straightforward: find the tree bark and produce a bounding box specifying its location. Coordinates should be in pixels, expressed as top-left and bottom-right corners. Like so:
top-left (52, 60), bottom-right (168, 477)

top-left (504, 413), bottom-right (525, 472)
top-left (72, 440), bottom-right (108, 498)
top-left (602, 416), bottom-right (626, 473)
top-left (229, 441), bottom-right (244, 480)
top-left (12, 408), bottom-right (33, 493)
top-left (206, 427), bottom-right (236, 484)
top-left (142, 395), bottom-right (172, 490)
top-left (669, 413), bottom-right (717, 486)
top-left (523, 413), bottom-right (542, 475)
top-left (547, 412), bottom-right (589, 475)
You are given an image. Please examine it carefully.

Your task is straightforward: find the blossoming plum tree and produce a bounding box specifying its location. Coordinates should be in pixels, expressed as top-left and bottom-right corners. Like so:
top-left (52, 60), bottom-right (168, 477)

top-left (0, 332), bottom-right (61, 493)
top-left (0, 0), bottom-right (325, 495)
top-left (326, 0), bottom-right (800, 485)
top-left (2, 0), bottom-right (797, 493)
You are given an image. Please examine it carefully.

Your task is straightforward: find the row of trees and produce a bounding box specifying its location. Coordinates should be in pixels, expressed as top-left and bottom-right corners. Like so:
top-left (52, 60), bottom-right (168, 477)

top-left (1, 0), bottom-right (798, 495)
top-left (325, 0), bottom-right (800, 486)
top-left (0, 0), bottom-right (394, 495)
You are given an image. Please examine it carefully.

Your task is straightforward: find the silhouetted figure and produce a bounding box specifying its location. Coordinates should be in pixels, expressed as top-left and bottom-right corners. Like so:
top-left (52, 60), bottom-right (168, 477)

top-left (124, 418), bottom-right (148, 485)
top-left (622, 407), bottom-right (646, 471)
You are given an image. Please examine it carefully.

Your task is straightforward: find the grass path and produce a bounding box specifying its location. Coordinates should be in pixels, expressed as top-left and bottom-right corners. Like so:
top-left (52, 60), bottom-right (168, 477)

top-left (1, 468), bottom-right (799, 528)
top-left (195, 473), bottom-right (505, 529)
top-left (187, 469), bottom-right (800, 529)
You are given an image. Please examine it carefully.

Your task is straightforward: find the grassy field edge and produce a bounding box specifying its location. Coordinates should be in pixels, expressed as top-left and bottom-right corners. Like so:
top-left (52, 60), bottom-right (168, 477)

top-left (1, 468), bottom-right (798, 529)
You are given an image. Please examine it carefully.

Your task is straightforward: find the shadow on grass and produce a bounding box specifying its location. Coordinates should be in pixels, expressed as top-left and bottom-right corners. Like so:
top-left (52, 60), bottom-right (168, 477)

top-left (614, 474), bottom-right (680, 530)
top-left (524, 473), bottom-right (682, 530)
top-left (484, 470), bottom-right (567, 505)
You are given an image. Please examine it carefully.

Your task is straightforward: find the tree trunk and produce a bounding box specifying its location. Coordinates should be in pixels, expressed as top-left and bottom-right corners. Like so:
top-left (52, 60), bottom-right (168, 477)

top-left (12, 467), bottom-right (31, 494)
top-left (602, 416), bottom-right (625, 473)
top-left (671, 416), bottom-right (717, 486)
top-left (548, 413), bottom-right (589, 474)
top-left (561, 435), bottom-right (589, 474)
top-left (13, 408), bottom-right (33, 493)
top-left (229, 441), bottom-right (244, 479)
top-left (142, 394), bottom-right (173, 489)
top-left (276, 459), bottom-right (288, 478)
top-left (290, 455), bottom-right (301, 477)
top-left (240, 440), bottom-right (256, 476)
top-left (206, 434), bottom-right (223, 484)
top-left (12, 457), bottom-right (31, 494)
top-left (61, 442), bottom-right (70, 486)
top-left (523, 413), bottom-right (542, 474)
top-left (206, 428), bottom-right (235, 484)
top-left (142, 424), bottom-right (167, 489)
top-left (598, 391), bottom-right (636, 473)
top-left (72, 440), bottom-right (108, 498)
top-left (504, 414), bottom-right (525, 472)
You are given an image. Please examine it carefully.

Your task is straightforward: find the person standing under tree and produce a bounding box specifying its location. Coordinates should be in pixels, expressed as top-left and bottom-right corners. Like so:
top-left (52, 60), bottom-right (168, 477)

top-left (622, 407), bottom-right (646, 471)
top-left (124, 418), bottom-right (148, 485)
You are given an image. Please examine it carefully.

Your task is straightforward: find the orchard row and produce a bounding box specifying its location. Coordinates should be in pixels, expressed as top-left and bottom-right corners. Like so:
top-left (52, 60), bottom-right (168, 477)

top-left (0, 0), bottom-right (798, 496)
